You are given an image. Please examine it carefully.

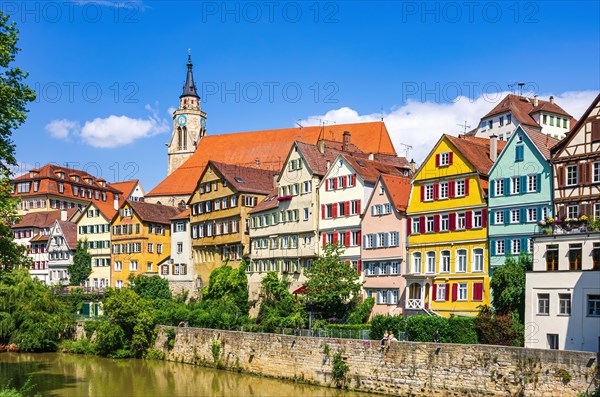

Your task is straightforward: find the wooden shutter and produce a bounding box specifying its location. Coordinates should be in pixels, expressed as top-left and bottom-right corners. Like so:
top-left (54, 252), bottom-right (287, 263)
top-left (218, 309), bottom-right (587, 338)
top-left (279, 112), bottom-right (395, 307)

top-left (451, 283), bottom-right (458, 301)
top-left (482, 209), bottom-right (487, 227)
top-left (322, 233), bottom-right (327, 248)
top-left (352, 174), bottom-right (357, 186)
top-left (407, 218), bottom-right (412, 235)
top-left (432, 284), bottom-right (437, 301)
top-left (321, 204), bottom-right (326, 219)
top-left (357, 200), bottom-right (361, 214)
top-left (333, 232), bottom-right (338, 244)
top-left (591, 120), bottom-right (600, 142)
top-left (449, 180), bottom-right (456, 198)
top-left (433, 184), bottom-right (439, 200)
top-left (449, 213), bottom-right (456, 231)
top-left (357, 260), bottom-right (362, 274)
top-left (579, 163), bottom-right (587, 185)
top-left (344, 201), bottom-right (350, 216)
top-left (448, 152), bottom-right (454, 165)
top-left (464, 179), bottom-right (470, 196)
top-left (581, 203), bottom-right (591, 217)
top-left (434, 214), bottom-right (440, 232)
top-left (558, 205), bottom-right (566, 219)
top-left (332, 204), bottom-right (338, 218)
top-left (419, 216), bottom-right (426, 233)
top-left (435, 154), bottom-right (440, 167)
top-left (465, 211), bottom-right (472, 229)
top-left (557, 166), bottom-right (565, 187)
top-left (333, 178), bottom-right (338, 190)
top-left (420, 185), bottom-right (425, 202)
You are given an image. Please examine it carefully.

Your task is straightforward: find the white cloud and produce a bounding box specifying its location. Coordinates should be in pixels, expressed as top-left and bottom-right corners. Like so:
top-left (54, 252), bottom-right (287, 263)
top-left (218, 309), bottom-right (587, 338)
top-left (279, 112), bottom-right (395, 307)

top-left (299, 90), bottom-right (598, 163)
top-left (167, 106), bottom-right (177, 116)
top-left (45, 104), bottom-right (170, 148)
top-left (45, 119), bottom-right (80, 140)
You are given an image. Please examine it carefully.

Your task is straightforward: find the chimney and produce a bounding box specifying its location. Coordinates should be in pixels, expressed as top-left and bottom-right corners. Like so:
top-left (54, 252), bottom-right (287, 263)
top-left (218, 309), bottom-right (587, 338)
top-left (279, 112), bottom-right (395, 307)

top-left (368, 152), bottom-right (374, 161)
top-left (533, 95), bottom-right (539, 107)
top-left (489, 134), bottom-right (498, 162)
top-left (326, 160), bottom-right (330, 170)
top-left (255, 158), bottom-right (261, 167)
top-left (549, 95), bottom-right (554, 104)
top-left (272, 173), bottom-right (279, 189)
top-left (342, 131), bottom-right (351, 152)
top-left (61, 209), bottom-right (67, 221)
top-left (317, 139), bottom-right (325, 154)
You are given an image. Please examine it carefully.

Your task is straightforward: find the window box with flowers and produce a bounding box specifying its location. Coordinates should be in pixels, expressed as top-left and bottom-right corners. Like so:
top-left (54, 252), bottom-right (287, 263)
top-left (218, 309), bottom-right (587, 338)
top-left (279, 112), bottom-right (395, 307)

top-left (277, 195), bottom-right (293, 201)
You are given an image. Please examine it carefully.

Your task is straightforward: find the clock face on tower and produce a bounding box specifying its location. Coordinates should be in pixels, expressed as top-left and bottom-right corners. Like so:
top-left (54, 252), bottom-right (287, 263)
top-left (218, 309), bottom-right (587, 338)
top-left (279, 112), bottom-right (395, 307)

top-left (176, 115), bottom-right (187, 127)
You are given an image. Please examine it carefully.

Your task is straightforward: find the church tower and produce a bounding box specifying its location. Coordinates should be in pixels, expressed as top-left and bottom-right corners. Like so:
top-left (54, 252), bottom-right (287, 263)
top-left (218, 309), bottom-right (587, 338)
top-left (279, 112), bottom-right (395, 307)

top-left (167, 52), bottom-right (207, 175)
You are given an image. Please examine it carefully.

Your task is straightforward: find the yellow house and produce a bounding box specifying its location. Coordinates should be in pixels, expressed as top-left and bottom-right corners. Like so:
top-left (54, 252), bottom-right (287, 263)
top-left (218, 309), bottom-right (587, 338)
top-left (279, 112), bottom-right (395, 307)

top-left (110, 200), bottom-right (181, 288)
top-left (405, 135), bottom-right (505, 317)
top-left (189, 161), bottom-right (274, 288)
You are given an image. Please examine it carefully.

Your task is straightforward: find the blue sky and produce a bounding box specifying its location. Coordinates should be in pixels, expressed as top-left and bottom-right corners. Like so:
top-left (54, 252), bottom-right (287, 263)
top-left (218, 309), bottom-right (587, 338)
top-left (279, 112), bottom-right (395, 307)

top-left (7, 0), bottom-right (600, 191)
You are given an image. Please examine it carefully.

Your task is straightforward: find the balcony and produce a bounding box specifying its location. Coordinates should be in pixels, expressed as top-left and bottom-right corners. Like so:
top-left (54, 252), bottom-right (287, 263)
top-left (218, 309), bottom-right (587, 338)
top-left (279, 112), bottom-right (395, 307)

top-left (406, 299), bottom-right (423, 310)
top-left (536, 216), bottom-right (600, 236)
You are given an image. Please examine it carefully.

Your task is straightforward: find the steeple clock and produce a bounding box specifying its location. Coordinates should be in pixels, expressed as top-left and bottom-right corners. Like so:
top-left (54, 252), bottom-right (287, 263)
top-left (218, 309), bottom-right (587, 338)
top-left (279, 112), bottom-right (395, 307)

top-left (167, 51), bottom-right (207, 175)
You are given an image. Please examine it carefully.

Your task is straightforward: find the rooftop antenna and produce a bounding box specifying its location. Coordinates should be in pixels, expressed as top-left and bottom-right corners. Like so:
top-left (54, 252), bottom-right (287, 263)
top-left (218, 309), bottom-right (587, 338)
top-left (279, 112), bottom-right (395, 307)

top-left (518, 82), bottom-right (525, 96)
top-left (457, 120), bottom-right (471, 135)
top-left (398, 143), bottom-right (413, 159)
top-left (295, 120), bottom-right (303, 128)
top-left (508, 81), bottom-right (516, 94)
top-left (380, 106), bottom-right (384, 121)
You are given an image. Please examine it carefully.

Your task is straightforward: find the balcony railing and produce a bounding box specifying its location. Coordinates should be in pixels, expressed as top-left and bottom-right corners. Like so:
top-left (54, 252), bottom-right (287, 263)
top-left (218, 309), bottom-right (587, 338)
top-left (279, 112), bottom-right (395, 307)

top-left (536, 217), bottom-right (600, 236)
top-left (406, 299), bottom-right (423, 310)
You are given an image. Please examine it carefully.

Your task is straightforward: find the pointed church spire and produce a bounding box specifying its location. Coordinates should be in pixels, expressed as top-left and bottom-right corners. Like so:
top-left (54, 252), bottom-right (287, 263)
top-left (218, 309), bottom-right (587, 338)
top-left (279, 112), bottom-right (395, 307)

top-left (181, 49), bottom-right (199, 98)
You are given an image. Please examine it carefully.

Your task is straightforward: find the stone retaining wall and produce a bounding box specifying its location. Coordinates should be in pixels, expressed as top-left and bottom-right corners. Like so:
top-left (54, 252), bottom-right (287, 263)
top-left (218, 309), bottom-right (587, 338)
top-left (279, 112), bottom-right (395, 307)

top-left (154, 326), bottom-right (599, 396)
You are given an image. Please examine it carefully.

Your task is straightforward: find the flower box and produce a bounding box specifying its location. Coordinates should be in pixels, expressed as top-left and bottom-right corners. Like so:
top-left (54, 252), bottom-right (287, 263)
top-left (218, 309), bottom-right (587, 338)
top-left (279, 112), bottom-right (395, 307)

top-left (277, 195), bottom-right (293, 201)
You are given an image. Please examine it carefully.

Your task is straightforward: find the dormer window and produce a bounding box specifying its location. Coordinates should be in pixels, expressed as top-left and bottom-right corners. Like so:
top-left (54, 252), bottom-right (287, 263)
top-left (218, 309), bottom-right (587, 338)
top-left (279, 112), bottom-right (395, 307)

top-left (499, 116), bottom-right (504, 126)
top-left (507, 114), bottom-right (512, 124)
top-left (542, 114), bottom-right (547, 124)
top-left (488, 120), bottom-right (493, 129)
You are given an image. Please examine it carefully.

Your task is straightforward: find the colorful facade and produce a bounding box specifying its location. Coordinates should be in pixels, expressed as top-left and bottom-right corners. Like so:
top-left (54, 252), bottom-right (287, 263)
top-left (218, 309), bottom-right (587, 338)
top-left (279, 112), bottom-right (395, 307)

top-left (163, 209), bottom-right (196, 297)
top-left (487, 126), bottom-right (557, 269)
top-left (189, 161), bottom-right (274, 288)
top-left (406, 134), bottom-right (503, 317)
top-left (361, 174), bottom-right (411, 316)
top-left (110, 200), bottom-right (180, 288)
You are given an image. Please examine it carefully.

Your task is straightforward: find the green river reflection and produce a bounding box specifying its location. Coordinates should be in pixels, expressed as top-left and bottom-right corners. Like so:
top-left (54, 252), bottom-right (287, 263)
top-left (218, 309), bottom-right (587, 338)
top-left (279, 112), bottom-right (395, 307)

top-left (0, 353), bottom-right (374, 397)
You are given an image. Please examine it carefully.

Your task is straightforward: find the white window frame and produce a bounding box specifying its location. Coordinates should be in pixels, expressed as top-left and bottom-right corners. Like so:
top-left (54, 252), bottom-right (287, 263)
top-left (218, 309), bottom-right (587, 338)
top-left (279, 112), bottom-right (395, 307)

top-left (473, 248), bottom-right (484, 272)
top-left (566, 165), bottom-right (578, 186)
top-left (458, 283), bottom-right (468, 301)
top-left (496, 240), bottom-right (505, 255)
top-left (456, 249), bottom-right (467, 273)
top-left (440, 250), bottom-right (450, 273)
top-left (412, 252), bottom-right (422, 274)
top-left (495, 211), bottom-right (504, 225)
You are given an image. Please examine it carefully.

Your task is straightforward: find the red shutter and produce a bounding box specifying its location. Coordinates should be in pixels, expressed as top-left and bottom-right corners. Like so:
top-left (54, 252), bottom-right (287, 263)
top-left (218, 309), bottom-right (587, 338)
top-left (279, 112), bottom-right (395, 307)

top-left (464, 179), bottom-right (470, 196)
top-left (420, 185), bottom-right (425, 202)
top-left (352, 174), bottom-right (357, 186)
top-left (452, 283), bottom-right (458, 301)
top-left (434, 214), bottom-right (440, 232)
top-left (433, 184), bottom-right (439, 200)
top-left (449, 213), bottom-right (456, 231)
top-left (448, 180), bottom-right (456, 198)
top-left (357, 260), bottom-right (362, 274)
top-left (343, 176), bottom-right (347, 188)
top-left (482, 209), bottom-right (487, 227)
top-left (432, 284), bottom-right (437, 301)
top-left (408, 218), bottom-right (412, 235)
top-left (333, 232), bottom-right (338, 244)
top-left (591, 120), bottom-right (600, 142)
top-left (344, 201), bottom-right (350, 216)
top-left (435, 154), bottom-right (440, 167)
top-left (321, 204), bottom-right (326, 219)
top-left (332, 204), bottom-right (338, 218)
top-left (357, 230), bottom-right (361, 245)
top-left (448, 152), bottom-right (454, 165)
top-left (333, 178), bottom-right (338, 190)
top-left (557, 166), bottom-right (565, 187)
top-left (345, 231), bottom-right (351, 247)
top-left (357, 200), bottom-right (361, 214)
top-left (473, 282), bottom-right (483, 301)
top-left (465, 211), bottom-right (472, 229)
top-left (322, 233), bottom-right (327, 248)
top-left (419, 216), bottom-right (426, 232)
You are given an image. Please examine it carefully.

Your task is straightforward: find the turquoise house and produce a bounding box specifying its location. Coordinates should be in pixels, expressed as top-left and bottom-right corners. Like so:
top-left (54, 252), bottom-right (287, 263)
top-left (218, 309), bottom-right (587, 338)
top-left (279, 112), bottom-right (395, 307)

top-left (487, 125), bottom-right (558, 271)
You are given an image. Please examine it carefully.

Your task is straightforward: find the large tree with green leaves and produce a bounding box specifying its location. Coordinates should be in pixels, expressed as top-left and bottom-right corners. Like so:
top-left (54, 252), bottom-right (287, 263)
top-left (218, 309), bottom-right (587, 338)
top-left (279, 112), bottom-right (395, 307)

top-left (490, 254), bottom-right (532, 321)
top-left (68, 240), bottom-right (92, 286)
top-left (0, 12), bottom-right (36, 276)
top-left (303, 243), bottom-right (362, 320)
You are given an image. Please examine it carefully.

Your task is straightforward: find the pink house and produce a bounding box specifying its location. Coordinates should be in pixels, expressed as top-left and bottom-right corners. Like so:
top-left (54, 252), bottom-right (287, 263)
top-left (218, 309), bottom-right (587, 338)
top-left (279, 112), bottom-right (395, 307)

top-left (361, 174), bottom-right (411, 317)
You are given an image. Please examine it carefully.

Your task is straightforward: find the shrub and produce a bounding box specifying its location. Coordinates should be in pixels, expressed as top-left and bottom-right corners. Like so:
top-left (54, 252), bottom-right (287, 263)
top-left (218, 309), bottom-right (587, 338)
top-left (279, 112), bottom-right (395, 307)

top-left (405, 315), bottom-right (449, 342)
top-left (447, 317), bottom-right (478, 344)
top-left (94, 321), bottom-right (126, 356)
top-left (346, 297), bottom-right (375, 324)
top-left (145, 349), bottom-right (165, 360)
top-left (332, 351), bottom-right (349, 387)
top-left (369, 314), bottom-right (405, 340)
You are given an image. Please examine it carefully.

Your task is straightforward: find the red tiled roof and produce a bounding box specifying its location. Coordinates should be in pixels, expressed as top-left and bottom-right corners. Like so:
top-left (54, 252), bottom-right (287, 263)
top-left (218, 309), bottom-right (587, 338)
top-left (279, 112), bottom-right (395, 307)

top-left (381, 174), bottom-right (412, 212)
top-left (30, 234), bottom-right (50, 242)
top-left (295, 140), bottom-right (363, 177)
top-left (249, 188), bottom-right (279, 214)
top-left (128, 200), bottom-right (182, 224)
top-left (108, 180), bottom-right (140, 199)
top-left (482, 94), bottom-right (572, 128)
top-left (12, 164), bottom-right (120, 193)
top-left (171, 208), bottom-right (190, 220)
top-left (445, 135), bottom-right (507, 175)
top-left (57, 220), bottom-right (77, 249)
top-left (147, 122), bottom-right (397, 197)
top-left (520, 125), bottom-right (560, 160)
top-left (210, 161), bottom-right (275, 195)
top-left (343, 155), bottom-right (405, 184)
top-left (11, 208), bottom-right (79, 229)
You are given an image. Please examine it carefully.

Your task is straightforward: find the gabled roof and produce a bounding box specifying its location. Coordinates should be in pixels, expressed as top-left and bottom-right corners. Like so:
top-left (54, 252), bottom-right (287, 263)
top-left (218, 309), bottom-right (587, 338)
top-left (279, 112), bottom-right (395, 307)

top-left (209, 161), bottom-right (275, 195)
top-left (108, 180), bottom-right (141, 200)
top-left (127, 201), bottom-right (182, 225)
top-left (55, 220), bottom-right (77, 250)
top-left (249, 189), bottom-right (279, 214)
top-left (11, 209), bottom-right (79, 229)
top-left (444, 135), bottom-right (507, 175)
top-left (380, 174), bottom-right (412, 212)
top-left (147, 121), bottom-right (397, 197)
top-left (342, 155), bottom-right (405, 184)
top-left (482, 94), bottom-right (572, 128)
top-left (520, 125), bottom-right (560, 160)
top-left (12, 164), bottom-right (120, 193)
top-left (294, 140), bottom-right (363, 177)
top-left (551, 92), bottom-right (600, 156)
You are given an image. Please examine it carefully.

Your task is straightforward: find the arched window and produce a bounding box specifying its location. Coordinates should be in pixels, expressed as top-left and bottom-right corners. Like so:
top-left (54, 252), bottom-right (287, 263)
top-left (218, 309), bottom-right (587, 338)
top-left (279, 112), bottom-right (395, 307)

top-left (177, 127), bottom-right (182, 150)
top-left (183, 126), bottom-right (187, 149)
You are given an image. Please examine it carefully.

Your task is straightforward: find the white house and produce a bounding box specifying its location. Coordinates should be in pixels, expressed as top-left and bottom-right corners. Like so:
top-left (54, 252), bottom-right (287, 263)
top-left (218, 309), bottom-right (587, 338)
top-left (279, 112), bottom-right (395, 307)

top-left (47, 219), bottom-right (78, 286)
top-left (525, 231), bottom-right (600, 352)
top-left (163, 209), bottom-right (196, 297)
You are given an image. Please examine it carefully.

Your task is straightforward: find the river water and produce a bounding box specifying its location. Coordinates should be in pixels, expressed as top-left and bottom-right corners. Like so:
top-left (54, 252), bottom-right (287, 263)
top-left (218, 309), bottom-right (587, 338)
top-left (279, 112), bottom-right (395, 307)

top-left (0, 352), bottom-right (374, 397)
